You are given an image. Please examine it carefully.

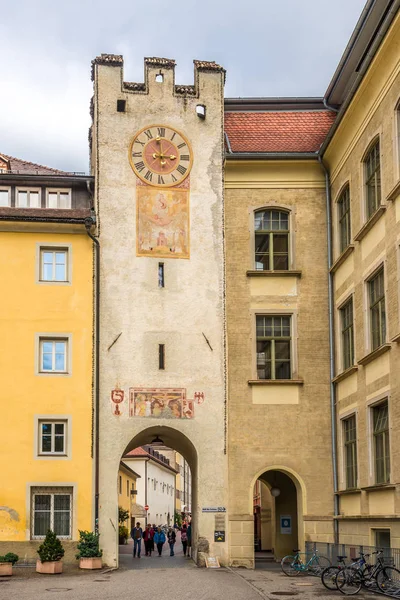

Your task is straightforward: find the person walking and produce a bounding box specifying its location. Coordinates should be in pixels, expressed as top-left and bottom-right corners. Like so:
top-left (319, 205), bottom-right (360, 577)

top-left (187, 522), bottom-right (192, 558)
top-left (143, 524), bottom-right (154, 557)
top-left (154, 526), bottom-right (166, 556)
top-left (167, 527), bottom-right (176, 556)
top-left (131, 521), bottom-right (143, 558)
top-left (181, 524), bottom-right (188, 556)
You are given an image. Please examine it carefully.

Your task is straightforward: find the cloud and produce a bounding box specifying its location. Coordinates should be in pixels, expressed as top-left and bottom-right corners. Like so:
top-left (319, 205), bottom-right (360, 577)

top-left (0, 0), bottom-right (366, 172)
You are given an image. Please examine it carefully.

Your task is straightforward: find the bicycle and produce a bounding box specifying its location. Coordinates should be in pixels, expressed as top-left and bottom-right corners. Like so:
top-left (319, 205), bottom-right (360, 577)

top-left (281, 548), bottom-right (331, 577)
top-left (336, 550), bottom-right (400, 595)
top-left (321, 555), bottom-right (348, 590)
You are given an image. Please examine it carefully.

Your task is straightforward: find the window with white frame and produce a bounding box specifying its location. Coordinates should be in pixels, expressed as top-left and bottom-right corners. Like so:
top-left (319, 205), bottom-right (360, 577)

top-left (46, 189), bottom-right (71, 209)
top-left (256, 315), bottom-right (291, 379)
top-left (40, 248), bottom-right (68, 282)
top-left (0, 188), bottom-right (10, 207)
top-left (39, 338), bottom-right (68, 373)
top-left (254, 209), bottom-right (290, 270)
top-left (31, 488), bottom-right (72, 539)
top-left (17, 188), bottom-right (41, 208)
top-left (38, 420), bottom-right (67, 455)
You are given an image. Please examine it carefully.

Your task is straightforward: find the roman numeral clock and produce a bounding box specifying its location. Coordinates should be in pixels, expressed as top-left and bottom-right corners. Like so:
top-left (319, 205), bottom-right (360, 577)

top-left (129, 125), bottom-right (193, 259)
top-left (129, 125), bottom-right (193, 186)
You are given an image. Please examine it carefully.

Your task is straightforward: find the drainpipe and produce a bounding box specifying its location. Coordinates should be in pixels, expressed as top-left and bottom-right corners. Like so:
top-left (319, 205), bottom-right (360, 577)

top-left (317, 156), bottom-right (339, 544)
top-left (145, 459), bottom-right (148, 527)
top-left (85, 216), bottom-right (100, 533)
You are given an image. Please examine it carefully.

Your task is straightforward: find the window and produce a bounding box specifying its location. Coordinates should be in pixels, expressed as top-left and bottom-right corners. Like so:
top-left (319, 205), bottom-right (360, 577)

top-left (343, 415), bottom-right (357, 489)
top-left (119, 476), bottom-right (122, 494)
top-left (39, 421), bottom-right (67, 455)
top-left (341, 298), bottom-right (354, 369)
top-left (256, 315), bottom-right (291, 380)
top-left (338, 186), bottom-right (351, 253)
top-left (373, 401), bottom-right (390, 484)
top-left (127, 480), bottom-right (129, 496)
top-left (254, 209), bottom-right (289, 270)
top-left (17, 188), bottom-right (40, 208)
top-left (46, 189), bottom-right (71, 209)
top-left (32, 488), bottom-right (72, 538)
top-left (39, 338), bottom-right (68, 373)
top-left (159, 344), bottom-right (165, 370)
top-left (40, 248), bottom-right (68, 282)
top-left (369, 269), bottom-right (386, 350)
top-left (364, 140), bottom-right (381, 219)
top-left (375, 529), bottom-right (391, 549)
top-left (0, 188), bottom-right (10, 207)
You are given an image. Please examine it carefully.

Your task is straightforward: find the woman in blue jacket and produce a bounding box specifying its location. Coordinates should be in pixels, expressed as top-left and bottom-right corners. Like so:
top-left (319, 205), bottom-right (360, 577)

top-left (154, 526), bottom-right (166, 556)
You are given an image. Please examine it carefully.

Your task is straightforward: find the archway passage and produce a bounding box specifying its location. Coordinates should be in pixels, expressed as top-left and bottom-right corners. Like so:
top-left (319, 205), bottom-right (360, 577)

top-left (253, 470), bottom-right (299, 565)
top-left (116, 426), bottom-right (197, 569)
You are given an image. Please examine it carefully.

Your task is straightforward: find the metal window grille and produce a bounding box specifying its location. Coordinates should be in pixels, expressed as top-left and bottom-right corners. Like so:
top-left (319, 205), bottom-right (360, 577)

top-left (373, 401), bottom-right (390, 484)
top-left (338, 186), bottom-right (351, 253)
top-left (341, 299), bottom-right (354, 370)
top-left (365, 140), bottom-right (381, 219)
top-left (254, 209), bottom-right (289, 271)
top-left (256, 315), bottom-right (291, 380)
top-left (344, 415), bottom-right (357, 489)
top-left (31, 487), bottom-right (72, 539)
top-left (369, 269), bottom-right (386, 350)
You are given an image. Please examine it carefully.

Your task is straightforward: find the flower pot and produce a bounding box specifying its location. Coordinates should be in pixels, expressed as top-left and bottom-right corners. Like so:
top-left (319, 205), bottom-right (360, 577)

top-left (79, 557), bottom-right (102, 570)
top-left (119, 537), bottom-right (127, 545)
top-left (36, 560), bottom-right (63, 574)
top-left (0, 563), bottom-right (12, 577)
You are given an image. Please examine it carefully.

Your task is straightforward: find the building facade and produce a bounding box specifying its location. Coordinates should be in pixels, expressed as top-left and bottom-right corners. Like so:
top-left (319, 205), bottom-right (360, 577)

top-left (0, 155), bottom-right (94, 560)
top-left (117, 462), bottom-right (140, 530)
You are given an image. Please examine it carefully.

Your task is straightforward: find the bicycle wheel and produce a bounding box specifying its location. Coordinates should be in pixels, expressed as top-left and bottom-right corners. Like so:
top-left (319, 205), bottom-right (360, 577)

top-left (377, 566), bottom-right (400, 594)
top-left (336, 568), bottom-right (362, 595)
top-left (281, 555), bottom-right (301, 577)
top-left (309, 555), bottom-right (331, 576)
top-left (321, 566), bottom-right (340, 590)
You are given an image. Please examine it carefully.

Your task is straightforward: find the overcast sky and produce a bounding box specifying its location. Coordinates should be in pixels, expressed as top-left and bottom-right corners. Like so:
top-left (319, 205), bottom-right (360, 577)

top-left (1, 0), bottom-right (366, 173)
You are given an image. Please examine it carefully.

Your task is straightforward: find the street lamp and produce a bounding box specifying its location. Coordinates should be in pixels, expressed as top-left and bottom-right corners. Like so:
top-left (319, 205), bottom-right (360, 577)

top-left (150, 435), bottom-right (164, 446)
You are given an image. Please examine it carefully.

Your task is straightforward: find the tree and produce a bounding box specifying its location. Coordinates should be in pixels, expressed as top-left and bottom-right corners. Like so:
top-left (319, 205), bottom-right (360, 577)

top-left (118, 506), bottom-right (129, 524)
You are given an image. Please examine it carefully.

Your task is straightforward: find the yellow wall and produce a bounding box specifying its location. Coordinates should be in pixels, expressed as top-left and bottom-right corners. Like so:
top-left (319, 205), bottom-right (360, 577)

top-left (118, 468), bottom-right (137, 524)
top-left (0, 228), bottom-right (93, 541)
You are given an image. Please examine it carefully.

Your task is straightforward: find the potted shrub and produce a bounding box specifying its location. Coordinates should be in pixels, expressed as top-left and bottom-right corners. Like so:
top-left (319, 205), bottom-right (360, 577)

top-left (119, 525), bottom-right (129, 545)
top-left (0, 553), bottom-right (19, 576)
top-left (76, 530), bottom-right (103, 569)
top-left (36, 530), bottom-right (65, 574)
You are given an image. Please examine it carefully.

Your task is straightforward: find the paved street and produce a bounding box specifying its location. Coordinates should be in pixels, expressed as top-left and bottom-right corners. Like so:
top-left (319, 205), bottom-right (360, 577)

top-left (0, 561), bottom-right (385, 600)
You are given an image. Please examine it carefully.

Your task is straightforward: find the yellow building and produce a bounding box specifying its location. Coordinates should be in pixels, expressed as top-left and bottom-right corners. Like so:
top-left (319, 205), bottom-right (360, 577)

top-left (0, 154), bottom-right (95, 560)
top-left (117, 462), bottom-right (140, 529)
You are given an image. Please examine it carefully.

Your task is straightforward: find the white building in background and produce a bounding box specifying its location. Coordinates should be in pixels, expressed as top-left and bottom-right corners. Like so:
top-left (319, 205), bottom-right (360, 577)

top-left (123, 446), bottom-right (177, 528)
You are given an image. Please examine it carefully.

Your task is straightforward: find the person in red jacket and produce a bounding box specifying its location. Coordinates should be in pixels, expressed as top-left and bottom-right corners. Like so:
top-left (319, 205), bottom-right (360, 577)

top-left (143, 524), bottom-right (154, 557)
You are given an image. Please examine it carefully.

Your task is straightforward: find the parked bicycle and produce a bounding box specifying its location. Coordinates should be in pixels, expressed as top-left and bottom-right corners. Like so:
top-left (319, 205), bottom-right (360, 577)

top-left (336, 550), bottom-right (400, 595)
top-left (281, 548), bottom-right (331, 577)
top-left (321, 555), bottom-right (348, 590)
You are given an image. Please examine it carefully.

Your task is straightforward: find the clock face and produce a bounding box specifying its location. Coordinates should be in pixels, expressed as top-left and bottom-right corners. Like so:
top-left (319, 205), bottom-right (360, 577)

top-left (129, 125), bottom-right (193, 187)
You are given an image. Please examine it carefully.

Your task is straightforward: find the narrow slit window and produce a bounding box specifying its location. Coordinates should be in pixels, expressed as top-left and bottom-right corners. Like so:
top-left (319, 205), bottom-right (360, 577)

top-left (158, 263), bottom-right (165, 288)
top-left (159, 344), bottom-right (165, 370)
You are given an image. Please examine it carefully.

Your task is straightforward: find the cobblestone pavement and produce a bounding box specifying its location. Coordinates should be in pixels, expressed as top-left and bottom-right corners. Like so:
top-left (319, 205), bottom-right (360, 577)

top-left (0, 564), bottom-right (387, 600)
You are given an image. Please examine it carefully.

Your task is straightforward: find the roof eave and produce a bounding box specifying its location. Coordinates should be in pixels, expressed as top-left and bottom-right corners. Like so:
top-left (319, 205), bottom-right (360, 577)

top-left (224, 97), bottom-right (327, 112)
top-left (225, 151), bottom-right (319, 160)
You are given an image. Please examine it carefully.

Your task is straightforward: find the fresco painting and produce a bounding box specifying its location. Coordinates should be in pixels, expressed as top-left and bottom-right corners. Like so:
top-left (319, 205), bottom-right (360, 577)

top-left (129, 388), bottom-right (194, 419)
top-left (136, 186), bottom-right (190, 259)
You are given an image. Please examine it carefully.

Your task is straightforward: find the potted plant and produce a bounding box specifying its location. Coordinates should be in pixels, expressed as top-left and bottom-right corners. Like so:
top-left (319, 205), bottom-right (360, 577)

top-left (118, 506), bottom-right (130, 545)
top-left (0, 553), bottom-right (19, 576)
top-left (76, 530), bottom-right (103, 569)
top-left (36, 530), bottom-right (65, 574)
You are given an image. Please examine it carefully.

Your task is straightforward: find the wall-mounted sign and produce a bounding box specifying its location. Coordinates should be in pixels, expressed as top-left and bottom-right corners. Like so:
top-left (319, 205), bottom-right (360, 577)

top-left (280, 515), bottom-right (292, 535)
top-left (214, 530), bottom-right (225, 542)
top-left (202, 507), bottom-right (226, 513)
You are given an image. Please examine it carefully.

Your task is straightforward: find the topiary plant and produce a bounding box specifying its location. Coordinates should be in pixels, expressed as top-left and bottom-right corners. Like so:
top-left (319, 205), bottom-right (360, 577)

top-left (37, 530), bottom-right (65, 563)
top-left (0, 553), bottom-right (19, 564)
top-left (76, 530), bottom-right (103, 559)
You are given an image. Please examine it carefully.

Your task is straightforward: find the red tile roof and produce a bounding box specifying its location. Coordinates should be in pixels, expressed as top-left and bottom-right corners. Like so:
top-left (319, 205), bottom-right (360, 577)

top-left (0, 153), bottom-right (68, 175)
top-left (124, 447), bottom-right (178, 473)
top-left (126, 447), bottom-right (149, 457)
top-left (224, 111), bottom-right (336, 153)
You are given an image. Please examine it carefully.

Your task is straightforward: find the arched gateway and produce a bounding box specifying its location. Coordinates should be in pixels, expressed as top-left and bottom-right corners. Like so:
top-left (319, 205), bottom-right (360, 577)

top-left (91, 56), bottom-right (228, 567)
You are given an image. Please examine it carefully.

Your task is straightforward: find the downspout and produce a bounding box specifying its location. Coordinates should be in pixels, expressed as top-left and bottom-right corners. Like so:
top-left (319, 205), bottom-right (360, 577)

top-left (317, 156), bottom-right (339, 544)
top-left (85, 216), bottom-right (100, 532)
top-left (145, 459), bottom-right (148, 527)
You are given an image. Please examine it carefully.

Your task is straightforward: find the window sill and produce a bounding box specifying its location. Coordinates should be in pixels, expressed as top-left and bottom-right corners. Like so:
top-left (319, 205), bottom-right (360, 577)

top-left (330, 245), bottom-right (355, 273)
top-left (386, 179), bottom-right (400, 202)
top-left (332, 365), bottom-right (358, 383)
top-left (248, 379), bottom-right (304, 385)
top-left (335, 514), bottom-right (400, 520)
top-left (336, 488), bottom-right (362, 495)
top-left (357, 343), bottom-right (391, 366)
top-left (360, 484), bottom-right (395, 492)
top-left (391, 332), bottom-right (400, 343)
top-left (353, 206), bottom-right (386, 242)
top-left (246, 270), bottom-right (302, 278)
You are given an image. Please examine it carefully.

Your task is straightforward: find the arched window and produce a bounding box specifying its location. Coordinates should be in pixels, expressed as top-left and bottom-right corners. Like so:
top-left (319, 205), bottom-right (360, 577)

top-left (337, 185), bottom-right (351, 253)
top-left (254, 209), bottom-right (289, 271)
top-left (364, 139), bottom-right (381, 219)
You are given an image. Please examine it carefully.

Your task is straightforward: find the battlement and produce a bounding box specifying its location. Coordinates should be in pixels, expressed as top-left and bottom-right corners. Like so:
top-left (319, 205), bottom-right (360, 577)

top-left (91, 54), bottom-right (225, 98)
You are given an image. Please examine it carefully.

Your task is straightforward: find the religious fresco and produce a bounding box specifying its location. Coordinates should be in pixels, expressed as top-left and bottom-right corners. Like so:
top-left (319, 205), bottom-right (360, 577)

top-left (136, 186), bottom-right (189, 259)
top-left (129, 388), bottom-right (194, 419)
